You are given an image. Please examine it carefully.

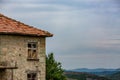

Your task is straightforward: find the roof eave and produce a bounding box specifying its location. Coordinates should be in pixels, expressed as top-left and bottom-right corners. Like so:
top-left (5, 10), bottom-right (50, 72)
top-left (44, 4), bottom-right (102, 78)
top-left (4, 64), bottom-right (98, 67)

top-left (0, 32), bottom-right (53, 37)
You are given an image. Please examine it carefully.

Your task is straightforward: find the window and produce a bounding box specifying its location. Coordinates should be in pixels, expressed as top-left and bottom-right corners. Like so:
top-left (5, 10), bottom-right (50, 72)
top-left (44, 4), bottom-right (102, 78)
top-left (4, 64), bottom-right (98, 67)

top-left (27, 42), bottom-right (38, 60)
top-left (27, 73), bottom-right (37, 80)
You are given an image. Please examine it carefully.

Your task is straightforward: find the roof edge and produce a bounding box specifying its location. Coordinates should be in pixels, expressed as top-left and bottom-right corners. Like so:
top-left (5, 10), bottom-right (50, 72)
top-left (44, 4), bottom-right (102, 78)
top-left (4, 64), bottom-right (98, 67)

top-left (0, 32), bottom-right (53, 37)
top-left (0, 13), bottom-right (53, 37)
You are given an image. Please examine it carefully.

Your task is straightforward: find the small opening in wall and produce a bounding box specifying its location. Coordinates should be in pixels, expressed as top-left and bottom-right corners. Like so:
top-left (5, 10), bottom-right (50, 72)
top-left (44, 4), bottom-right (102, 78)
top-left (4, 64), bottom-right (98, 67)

top-left (27, 73), bottom-right (37, 80)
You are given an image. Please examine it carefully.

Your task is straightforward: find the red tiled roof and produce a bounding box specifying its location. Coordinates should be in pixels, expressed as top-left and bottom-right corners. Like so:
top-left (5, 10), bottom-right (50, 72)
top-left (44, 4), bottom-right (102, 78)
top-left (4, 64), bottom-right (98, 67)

top-left (0, 13), bottom-right (53, 37)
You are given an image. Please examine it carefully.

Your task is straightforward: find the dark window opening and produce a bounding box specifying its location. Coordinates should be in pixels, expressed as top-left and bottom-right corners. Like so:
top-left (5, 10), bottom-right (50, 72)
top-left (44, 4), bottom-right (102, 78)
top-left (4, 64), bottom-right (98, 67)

top-left (27, 73), bottom-right (37, 80)
top-left (28, 44), bottom-right (31, 48)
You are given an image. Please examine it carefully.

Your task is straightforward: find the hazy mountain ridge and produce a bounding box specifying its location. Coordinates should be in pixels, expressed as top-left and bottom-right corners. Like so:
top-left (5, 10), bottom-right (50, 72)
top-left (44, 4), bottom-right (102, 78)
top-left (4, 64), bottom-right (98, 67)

top-left (69, 68), bottom-right (119, 72)
top-left (67, 68), bottom-right (120, 76)
top-left (65, 68), bottom-right (120, 80)
top-left (65, 71), bottom-right (111, 80)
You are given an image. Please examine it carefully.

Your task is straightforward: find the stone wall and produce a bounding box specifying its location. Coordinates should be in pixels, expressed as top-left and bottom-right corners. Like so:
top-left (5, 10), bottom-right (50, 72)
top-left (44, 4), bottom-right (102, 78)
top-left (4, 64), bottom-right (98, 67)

top-left (0, 35), bottom-right (46, 80)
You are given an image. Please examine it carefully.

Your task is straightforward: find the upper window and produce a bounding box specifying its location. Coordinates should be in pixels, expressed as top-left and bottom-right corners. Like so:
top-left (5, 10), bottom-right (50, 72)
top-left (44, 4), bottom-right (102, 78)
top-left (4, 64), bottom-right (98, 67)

top-left (27, 42), bottom-right (38, 60)
top-left (27, 73), bottom-right (37, 80)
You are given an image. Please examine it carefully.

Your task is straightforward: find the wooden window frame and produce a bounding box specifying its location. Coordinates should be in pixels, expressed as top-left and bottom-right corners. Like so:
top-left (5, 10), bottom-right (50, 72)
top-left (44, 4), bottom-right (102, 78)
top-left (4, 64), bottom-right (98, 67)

top-left (27, 42), bottom-right (39, 61)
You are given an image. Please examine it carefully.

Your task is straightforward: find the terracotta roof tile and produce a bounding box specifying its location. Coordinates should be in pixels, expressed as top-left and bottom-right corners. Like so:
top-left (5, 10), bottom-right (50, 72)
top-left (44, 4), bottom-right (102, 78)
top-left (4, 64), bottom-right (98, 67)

top-left (0, 13), bottom-right (53, 37)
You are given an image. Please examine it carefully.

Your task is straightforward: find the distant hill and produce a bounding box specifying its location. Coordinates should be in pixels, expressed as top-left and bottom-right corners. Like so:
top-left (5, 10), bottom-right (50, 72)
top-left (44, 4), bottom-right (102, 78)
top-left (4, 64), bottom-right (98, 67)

top-left (67, 68), bottom-right (120, 76)
top-left (65, 71), bottom-right (111, 80)
top-left (90, 71), bottom-right (117, 76)
top-left (69, 68), bottom-right (118, 72)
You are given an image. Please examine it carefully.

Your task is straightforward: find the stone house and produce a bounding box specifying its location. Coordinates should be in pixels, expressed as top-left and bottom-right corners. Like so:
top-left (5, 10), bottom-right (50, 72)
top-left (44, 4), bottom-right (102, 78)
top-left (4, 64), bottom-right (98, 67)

top-left (0, 13), bottom-right (53, 80)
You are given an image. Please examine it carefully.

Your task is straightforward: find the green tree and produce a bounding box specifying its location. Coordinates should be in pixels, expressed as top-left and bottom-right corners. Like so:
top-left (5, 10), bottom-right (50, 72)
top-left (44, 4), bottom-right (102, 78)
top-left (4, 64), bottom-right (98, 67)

top-left (46, 53), bottom-right (66, 80)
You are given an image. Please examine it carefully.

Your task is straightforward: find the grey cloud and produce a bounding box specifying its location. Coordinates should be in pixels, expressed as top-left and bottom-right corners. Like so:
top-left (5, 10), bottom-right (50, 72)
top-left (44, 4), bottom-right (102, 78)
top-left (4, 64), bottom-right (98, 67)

top-left (1, 0), bottom-right (120, 69)
top-left (108, 0), bottom-right (120, 12)
top-left (58, 53), bottom-right (120, 69)
top-left (0, 0), bottom-right (5, 3)
top-left (56, 44), bottom-right (120, 55)
top-left (0, 0), bottom-right (6, 7)
top-left (114, 0), bottom-right (120, 4)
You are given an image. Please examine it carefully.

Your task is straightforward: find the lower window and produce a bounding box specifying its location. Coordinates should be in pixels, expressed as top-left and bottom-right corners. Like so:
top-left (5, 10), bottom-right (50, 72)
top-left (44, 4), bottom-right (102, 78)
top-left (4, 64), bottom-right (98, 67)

top-left (27, 73), bottom-right (37, 80)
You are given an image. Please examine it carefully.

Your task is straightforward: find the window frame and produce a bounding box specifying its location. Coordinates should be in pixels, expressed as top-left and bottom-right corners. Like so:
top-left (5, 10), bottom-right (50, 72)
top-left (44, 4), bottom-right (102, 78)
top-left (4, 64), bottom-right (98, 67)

top-left (27, 42), bottom-right (39, 61)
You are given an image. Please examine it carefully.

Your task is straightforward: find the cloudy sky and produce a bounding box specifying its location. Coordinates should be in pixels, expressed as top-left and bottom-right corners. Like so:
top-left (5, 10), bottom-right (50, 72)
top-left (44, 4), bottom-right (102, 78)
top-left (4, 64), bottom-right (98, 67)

top-left (0, 0), bottom-right (120, 69)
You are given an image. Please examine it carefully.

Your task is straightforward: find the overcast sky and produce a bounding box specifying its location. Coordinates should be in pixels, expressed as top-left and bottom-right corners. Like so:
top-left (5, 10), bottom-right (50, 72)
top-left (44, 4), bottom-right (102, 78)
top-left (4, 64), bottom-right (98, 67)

top-left (0, 0), bottom-right (120, 69)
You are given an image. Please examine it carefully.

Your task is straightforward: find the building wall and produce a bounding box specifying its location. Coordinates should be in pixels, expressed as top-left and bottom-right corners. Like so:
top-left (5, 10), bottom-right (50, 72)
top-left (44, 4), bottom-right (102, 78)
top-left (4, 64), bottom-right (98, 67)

top-left (0, 35), bottom-right (46, 80)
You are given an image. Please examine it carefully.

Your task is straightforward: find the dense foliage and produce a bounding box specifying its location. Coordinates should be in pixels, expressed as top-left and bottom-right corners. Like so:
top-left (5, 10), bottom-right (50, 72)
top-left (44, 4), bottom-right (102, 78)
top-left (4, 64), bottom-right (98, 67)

top-left (46, 53), bottom-right (66, 80)
top-left (107, 71), bottom-right (120, 80)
